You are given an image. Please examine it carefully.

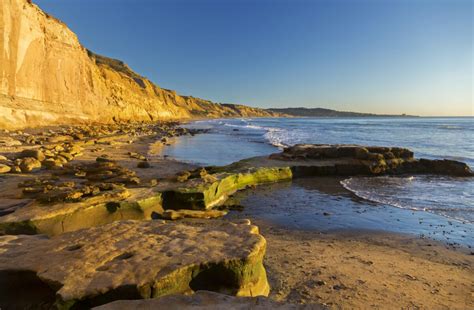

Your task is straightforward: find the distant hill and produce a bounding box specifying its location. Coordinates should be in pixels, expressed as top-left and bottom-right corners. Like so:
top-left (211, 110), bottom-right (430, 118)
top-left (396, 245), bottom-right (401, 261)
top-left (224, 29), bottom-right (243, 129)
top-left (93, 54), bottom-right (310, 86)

top-left (267, 107), bottom-right (416, 117)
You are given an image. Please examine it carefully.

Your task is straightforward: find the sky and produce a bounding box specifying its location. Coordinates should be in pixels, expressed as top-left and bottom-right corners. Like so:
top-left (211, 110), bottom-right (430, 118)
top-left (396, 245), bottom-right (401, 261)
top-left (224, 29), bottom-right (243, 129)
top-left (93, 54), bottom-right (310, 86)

top-left (34, 0), bottom-right (473, 116)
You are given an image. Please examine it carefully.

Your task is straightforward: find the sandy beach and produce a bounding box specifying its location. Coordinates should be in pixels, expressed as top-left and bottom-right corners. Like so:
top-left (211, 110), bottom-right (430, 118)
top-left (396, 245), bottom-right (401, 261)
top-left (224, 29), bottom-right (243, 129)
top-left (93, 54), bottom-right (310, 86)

top-left (152, 134), bottom-right (474, 310)
top-left (0, 124), bottom-right (473, 309)
top-left (251, 220), bottom-right (474, 309)
top-left (1, 1), bottom-right (472, 308)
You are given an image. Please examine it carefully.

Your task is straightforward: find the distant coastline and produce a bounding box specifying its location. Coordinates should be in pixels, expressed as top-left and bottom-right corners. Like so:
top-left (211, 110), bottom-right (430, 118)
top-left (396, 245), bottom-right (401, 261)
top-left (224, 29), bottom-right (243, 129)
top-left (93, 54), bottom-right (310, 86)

top-left (268, 107), bottom-right (418, 117)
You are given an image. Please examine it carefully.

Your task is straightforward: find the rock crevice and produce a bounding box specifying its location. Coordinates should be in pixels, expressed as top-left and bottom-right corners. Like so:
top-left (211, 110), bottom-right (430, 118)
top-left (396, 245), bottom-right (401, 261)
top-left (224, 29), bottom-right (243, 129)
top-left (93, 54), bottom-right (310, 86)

top-left (0, 220), bottom-right (269, 309)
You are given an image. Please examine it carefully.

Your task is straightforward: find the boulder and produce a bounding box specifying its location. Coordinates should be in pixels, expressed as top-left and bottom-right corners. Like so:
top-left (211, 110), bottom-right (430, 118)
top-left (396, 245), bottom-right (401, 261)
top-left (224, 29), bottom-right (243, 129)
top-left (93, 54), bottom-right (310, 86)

top-left (414, 159), bottom-right (474, 177)
top-left (18, 157), bottom-right (42, 172)
top-left (24, 135), bottom-right (36, 144)
top-left (18, 149), bottom-right (45, 161)
top-left (137, 161), bottom-right (151, 168)
top-left (96, 156), bottom-right (114, 163)
top-left (176, 170), bottom-right (192, 182)
top-left (73, 133), bottom-right (85, 140)
top-left (163, 167), bottom-right (292, 210)
top-left (43, 149), bottom-right (56, 158)
top-left (58, 152), bottom-right (74, 161)
top-left (354, 147), bottom-right (369, 159)
top-left (0, 164), bottom-right (11, 174)
top-left (10, 166), bottom-right (21, 173)
top-left (264, 144), bottom-right (470, 177)
top-left (48, 135), bottom-right (73, 143)
top-left (42, 158), bottom-right (64, 169)
top-left (36, 188), bottom-right (84, 203)
top-left (0, 220), bottom-right (269, 309)
top-left (0, 138), bottom-right (22, 146)
top-left (55, 155), bottom-right (69, 164)
top-left (279, 144), bottom-right (414, 161)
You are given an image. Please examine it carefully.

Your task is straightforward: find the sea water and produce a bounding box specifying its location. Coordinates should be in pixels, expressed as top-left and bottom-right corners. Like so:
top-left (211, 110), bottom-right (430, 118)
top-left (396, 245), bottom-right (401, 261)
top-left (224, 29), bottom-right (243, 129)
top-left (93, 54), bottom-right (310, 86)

top-left (163, 117), bottom-right (474, 244)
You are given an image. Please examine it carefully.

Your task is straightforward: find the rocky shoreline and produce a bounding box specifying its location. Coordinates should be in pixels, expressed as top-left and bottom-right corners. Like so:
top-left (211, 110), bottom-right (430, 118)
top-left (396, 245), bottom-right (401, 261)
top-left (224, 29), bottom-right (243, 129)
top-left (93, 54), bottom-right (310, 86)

top-left (0, 123), bottom-right (473, 309)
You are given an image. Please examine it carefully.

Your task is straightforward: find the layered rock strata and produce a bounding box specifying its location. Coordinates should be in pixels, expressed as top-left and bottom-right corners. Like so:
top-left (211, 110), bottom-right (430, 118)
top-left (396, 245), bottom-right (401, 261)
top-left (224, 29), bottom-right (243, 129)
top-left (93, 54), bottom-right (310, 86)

top-left (1, 143), bottom-right (472, 236)
top-left (162, 167), bottom-right (293, 210)
top-left (0, 0), bottom-right (278, 129)
top-left (264, 144), bottom-right (474, 177)
top-left (0, 166), bottom-right (292, 235)
top-left (0, 220), bottom-right (269, 309)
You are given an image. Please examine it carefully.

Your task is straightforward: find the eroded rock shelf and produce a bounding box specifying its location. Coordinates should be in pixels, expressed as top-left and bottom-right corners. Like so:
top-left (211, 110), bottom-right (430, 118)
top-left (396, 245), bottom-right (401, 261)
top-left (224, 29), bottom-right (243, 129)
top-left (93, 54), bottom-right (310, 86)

top-left (0, 123), bottom-right (472, 309)
top-left (0, 220), bottom-right (269, 309)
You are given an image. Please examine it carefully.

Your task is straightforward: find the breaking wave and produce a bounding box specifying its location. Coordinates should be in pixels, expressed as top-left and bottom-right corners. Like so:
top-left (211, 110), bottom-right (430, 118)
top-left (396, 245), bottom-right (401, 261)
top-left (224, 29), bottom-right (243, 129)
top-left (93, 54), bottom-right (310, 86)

top-left (341, 176), bottom-right (474, 223)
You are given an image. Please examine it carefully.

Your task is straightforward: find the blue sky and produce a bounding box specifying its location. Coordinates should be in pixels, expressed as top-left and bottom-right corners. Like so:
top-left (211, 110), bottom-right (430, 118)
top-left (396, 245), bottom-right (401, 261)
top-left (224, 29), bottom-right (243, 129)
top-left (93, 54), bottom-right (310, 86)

top-left (34, 0), bottom-right (472, 116)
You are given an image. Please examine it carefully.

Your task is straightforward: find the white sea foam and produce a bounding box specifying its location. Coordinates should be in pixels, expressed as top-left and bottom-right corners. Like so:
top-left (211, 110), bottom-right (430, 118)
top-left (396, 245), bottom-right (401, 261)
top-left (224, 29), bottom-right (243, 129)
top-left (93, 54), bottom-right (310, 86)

top-left (341, 177), bottom-right (421, 211)
top-left (341, 176), bottom-right (474, 223)
top-left (223, 123), bottom-right (266, 130)
top-left (263, 128), bottom-right (288, 148)
top-left (222, 119), bottom-right (291, 148)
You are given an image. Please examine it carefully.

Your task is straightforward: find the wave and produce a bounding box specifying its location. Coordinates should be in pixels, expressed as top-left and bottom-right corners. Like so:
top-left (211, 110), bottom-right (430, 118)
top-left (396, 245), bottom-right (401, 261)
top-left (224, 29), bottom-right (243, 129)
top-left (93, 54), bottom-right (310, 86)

top-left (221, 120), bottom-right (290, 148)
top-left (438, 125), bottom-right (465, 130)
top-left (223, 123), bottom-right (267, 130)
top-left (264, 128), bottom-right (289, 148)
top-left (341, 176), bottom-right (421, 210)
top-left (341, 176), bottom-right (474, 223)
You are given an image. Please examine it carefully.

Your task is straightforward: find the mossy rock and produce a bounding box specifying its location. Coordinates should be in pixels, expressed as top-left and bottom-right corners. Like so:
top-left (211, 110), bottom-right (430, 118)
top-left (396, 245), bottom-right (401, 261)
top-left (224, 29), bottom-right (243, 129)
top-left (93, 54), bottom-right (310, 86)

top-left (0, 220), bottom-right (269, 309)
top-left (0, 190), bottom-right (163, 236)
top-left (162, 167), bottom-right (292, 210)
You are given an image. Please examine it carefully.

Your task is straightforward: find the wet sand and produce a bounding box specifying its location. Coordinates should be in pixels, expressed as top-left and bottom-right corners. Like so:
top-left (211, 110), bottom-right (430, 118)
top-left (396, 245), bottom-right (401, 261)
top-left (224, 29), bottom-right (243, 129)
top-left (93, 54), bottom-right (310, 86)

top-left (221, 177), bottom-right (474, 308)
top-left (1, 126), bottom-right (473, 308)
top-left (225, 177), bottom-right (474, 247)
top-left (254, 221), bottom-right (474, 309)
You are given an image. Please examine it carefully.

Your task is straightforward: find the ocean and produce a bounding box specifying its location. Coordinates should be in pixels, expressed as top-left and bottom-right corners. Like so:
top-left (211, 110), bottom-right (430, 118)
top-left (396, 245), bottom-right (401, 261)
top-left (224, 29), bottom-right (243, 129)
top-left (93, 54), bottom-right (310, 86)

top-left (163, 117), bottom-right (474, 246)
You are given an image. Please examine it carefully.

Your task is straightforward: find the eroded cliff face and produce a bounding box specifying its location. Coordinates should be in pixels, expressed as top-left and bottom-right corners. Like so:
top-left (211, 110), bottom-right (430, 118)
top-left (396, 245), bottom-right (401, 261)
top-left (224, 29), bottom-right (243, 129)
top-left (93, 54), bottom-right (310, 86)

top-left (0, 0), bottom-right (276, 129)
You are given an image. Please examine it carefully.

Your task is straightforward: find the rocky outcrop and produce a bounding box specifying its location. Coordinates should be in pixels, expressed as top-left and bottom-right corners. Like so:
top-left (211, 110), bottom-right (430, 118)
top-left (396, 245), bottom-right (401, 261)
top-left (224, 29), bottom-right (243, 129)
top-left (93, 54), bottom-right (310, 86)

top-left (239, 144), bottom-right (474, 177)
top-left (162, 167), bottom-right (293, 210)
top-left (0, 166), bottom-right (291, 235)
top-left (0, 0), bottom-right (278, 129)
top-left (1, 142), bottom-right (470, 237)
top-left (0, 220), bottom-right (269, 309)
top-left (94, 290), bottom-right (323, 310)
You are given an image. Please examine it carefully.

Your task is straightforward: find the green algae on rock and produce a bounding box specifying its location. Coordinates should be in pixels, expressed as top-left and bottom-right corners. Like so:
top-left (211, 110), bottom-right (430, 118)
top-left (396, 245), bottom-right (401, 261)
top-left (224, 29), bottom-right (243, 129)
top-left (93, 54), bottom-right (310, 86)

top-left (162, 167), bottom-right (293, 210)
top-left (247, 144), bottom-right (474, 177)
top-left (1, 143), bottom-right (470, 237)
top-left (0, 166), bottom-right (292, 235)
top-left (0, 220), bottom-right (269, 309)
top-left (0, 188), bottom-right (162, 236)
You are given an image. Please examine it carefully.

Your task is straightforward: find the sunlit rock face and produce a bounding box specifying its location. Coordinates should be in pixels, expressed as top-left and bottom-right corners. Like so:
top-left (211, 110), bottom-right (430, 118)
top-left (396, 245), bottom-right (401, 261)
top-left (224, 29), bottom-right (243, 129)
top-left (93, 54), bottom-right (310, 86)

top-left (0, 220), bottom-right (269, 308)
top-left (93, 291), bottom-right (323, 310)
top-left (0, 0), bottom-right (277, 129)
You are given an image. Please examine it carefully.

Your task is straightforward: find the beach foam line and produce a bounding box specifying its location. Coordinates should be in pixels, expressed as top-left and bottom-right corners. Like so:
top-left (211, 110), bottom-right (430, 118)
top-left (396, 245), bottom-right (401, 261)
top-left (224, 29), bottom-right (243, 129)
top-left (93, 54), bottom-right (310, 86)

top-left (340, 176), bottom-right (473, 224)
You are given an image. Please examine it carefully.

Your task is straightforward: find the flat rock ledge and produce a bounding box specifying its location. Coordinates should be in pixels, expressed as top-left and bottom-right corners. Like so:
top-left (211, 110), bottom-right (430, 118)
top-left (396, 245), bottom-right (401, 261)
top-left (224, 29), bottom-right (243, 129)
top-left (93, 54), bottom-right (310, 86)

top-left (163, 167), bottom-right (293, 210)
top-left (240, 144), bottom-right (473, 177)
top-left (0, 220), bottom-right (269, 309)
top-left (1, 144), bottom-right (471, 237)
top-left (94, 290), bottom-right (324, 310)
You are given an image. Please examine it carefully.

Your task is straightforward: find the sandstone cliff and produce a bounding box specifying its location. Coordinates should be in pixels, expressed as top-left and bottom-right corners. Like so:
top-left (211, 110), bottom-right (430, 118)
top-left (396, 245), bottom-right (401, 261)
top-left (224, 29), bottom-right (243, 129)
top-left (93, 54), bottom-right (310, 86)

top-left (0, 0), bottom-right (277, 129)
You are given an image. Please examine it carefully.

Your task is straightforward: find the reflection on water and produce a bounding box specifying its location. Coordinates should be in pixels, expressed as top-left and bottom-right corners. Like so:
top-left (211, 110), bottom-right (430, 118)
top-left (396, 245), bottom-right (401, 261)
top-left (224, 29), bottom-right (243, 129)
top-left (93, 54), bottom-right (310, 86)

top-left (225, 177), bottom-right (474, 247)
top-left (341, 175), bottom-right (474, 223)
top-left (163, 132), bottom-right (277, 166)
top-left (162, 118), bottom-right (474, 246)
